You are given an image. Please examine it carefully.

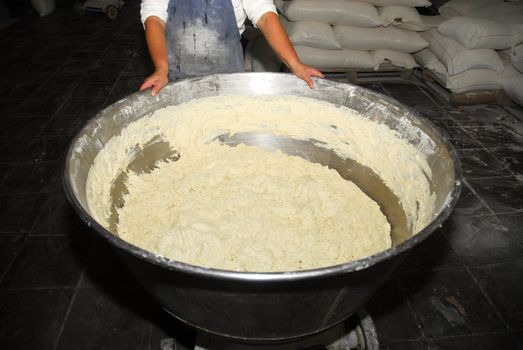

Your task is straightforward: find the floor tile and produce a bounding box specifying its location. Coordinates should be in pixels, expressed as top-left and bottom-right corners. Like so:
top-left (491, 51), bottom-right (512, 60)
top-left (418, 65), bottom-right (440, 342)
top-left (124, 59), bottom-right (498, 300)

top-left (382, 83), bottom-right (425, 94)
top-left (457, 149), bottom-right (512, 179)
top-left (504, 105), bottom-right (523, 119)
top-left (0, 289), bottom-right (73, 350)
top-left (485, 107), bottom-right (523, 131)
top-left (68, 44), bottom-right (110, 59)
top-left (461, 124), bottom-right (523, 149)
top-left (512, 331), bottom-right (523, 349)
top-left (52, 63), bottom-right (88, 82)
top-left (489, 146), bottom-right (522, 176)
top-left (366, 279), bottom-right (423, 344)
top-left (0, 161), bottom-right (62, 194)
top-left (70, 82), bottom-right (114, 100)
top-left (0, 163), bottom-right (10, 184)
top-left (0, 98), bottom-right (23, 117)
top-left (413, 105), bottom-right (460, 130)
top-left (0, 140), bottom-right (30, 163)
top-left (71, 41), bottom-right (111, 54)
top-left (427, 333), bottom-right (519, 350)
top-left (0, 116), bottom-right (49, 142)
top-left (105, 75), bottom-right (143, 104)
top-left (82, 60), bottom-right (129, 84)
top-left (55, 285), bottom-right (151, 350)
top-left (431, 117), bottom-right (464, 132)
top-left (447, 107), bottom-right (519, 128)
top-left (496, 212), bottom-right (523, 244)
top-left (0, 71), bottom-right (52, 100)
top-left (20, 136), bottom-right (72, 163)
top-left (31, 193), bottom-right (91, 236)
top-left (441, 212), bottom-right (523, 266)
top-left (0, 233), bottom-right (26, 281)
top-left (103, 42), bottom-right (138, 59)
top-left (27, 56), bottom-right (64, 73)
top-left (452, 182), bottom-right (491, 217)
top-left (0, 193), bottom-right (48, 232)
top-left (470, 260), bottom-right (523, 331)
top-left (79, 238), bottom-right (137, 288)
top-left (0, 234), bottom-right (92, 289)
top-left (122, 54), bottom-right (154, 77)
top-left (13, 96), bottom-right (65, 117)
top-left (399, 268), bottom-right (505, 337)
top-left (444, 127), bottom-right (484, 150)
top-left (467, 176), bottom-right (523, 214)
top-left (30, 81), bottom-right (76, 103)
top-left (133, 45), bottom-right (151, 59)
top-left (387, 91), bottom-right (435, 108)
top-left (41, 115), bottom-right (85, 137)
top-left (398, 231), bottom-right (462, 272)
top-left (57, 95), bottom-right (108, 118)
top-left (381, 341), bottom-right (429, 350)
top-left (147, 311), bottom-right (197, 350)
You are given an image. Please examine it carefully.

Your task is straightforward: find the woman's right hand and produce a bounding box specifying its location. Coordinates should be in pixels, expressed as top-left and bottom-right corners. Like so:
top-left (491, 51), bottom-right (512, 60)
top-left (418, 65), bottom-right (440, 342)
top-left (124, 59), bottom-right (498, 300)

top-left (140, 68), bottom-right (168, 96)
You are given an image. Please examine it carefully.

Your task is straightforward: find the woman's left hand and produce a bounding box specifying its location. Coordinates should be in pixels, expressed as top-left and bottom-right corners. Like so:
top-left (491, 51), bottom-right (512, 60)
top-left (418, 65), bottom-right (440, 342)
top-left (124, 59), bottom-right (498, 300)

top-left (289, 62), bottom-right (325, 89)
top-left (256, 12), bottom-right (324, 89)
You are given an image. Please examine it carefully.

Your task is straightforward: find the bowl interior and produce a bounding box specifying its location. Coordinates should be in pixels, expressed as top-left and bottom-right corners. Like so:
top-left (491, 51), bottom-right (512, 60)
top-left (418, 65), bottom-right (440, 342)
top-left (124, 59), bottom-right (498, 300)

top-left (65, 73), bottom-right (460, 269)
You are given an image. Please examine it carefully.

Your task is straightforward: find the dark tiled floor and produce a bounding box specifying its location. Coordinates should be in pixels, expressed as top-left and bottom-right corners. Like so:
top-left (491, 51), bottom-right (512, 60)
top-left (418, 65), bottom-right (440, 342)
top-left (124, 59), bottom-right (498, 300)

top-left (1, 3), bottom-right (523, 350)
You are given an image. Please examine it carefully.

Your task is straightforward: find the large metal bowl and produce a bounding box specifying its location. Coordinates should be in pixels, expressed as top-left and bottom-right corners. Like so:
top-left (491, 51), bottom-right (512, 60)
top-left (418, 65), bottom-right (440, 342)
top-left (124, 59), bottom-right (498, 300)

top-left (64, 73), bottom-right (461, 343)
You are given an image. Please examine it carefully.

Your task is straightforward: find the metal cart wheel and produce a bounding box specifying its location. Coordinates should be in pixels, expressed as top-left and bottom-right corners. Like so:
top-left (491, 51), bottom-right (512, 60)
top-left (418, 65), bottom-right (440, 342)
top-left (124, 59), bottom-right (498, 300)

top-left (106, 5), bottom-right (118, 20)
top-left (73, 1), bottom-right (86, 15)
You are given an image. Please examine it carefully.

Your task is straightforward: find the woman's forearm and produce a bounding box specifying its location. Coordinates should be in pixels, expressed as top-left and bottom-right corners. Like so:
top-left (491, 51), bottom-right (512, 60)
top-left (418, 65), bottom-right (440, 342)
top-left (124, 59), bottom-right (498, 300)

top-left (140, 16), bottom-right (169, 95)
top-left (145, 16), bottom-right (168, 74)
top-left (256, 12), bottom-right (300, 71)
top-left (256, 12), bottom-right (324, 88)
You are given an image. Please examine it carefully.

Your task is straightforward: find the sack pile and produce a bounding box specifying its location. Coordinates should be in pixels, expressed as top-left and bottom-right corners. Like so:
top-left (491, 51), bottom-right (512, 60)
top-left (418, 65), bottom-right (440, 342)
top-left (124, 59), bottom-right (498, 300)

top-left (415, 0), bottom-right (523, 104)
top-left (276, 0), bottom-right (431, 71)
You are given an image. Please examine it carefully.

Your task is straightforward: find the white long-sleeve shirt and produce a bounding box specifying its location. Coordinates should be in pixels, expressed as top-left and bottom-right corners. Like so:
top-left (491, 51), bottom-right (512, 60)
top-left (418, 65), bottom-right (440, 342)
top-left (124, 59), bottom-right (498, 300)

top-left (140, 0), bottom-right (277, 34)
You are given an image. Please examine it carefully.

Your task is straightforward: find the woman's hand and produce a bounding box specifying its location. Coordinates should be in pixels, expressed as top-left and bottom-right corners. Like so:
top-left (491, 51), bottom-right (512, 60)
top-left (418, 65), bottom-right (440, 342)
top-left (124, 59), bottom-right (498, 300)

top-left (141, 16), bottom-right (168, 96)
top-left (257, 12), bottom-right (324, 89)
top-left (289, 61), bottom-right (324, 89)
top-left (140, 68), bottom-right (168, 96)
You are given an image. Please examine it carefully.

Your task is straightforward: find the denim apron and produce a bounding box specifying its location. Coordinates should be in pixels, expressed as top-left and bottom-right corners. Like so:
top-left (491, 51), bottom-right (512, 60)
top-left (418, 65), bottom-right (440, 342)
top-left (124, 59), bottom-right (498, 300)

top-left (165, 0), bottom-right (244, 80)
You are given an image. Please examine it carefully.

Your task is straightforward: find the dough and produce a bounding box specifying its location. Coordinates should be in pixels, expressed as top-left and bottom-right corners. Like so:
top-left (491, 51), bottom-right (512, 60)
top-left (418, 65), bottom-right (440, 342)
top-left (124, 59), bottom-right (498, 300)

top-left (118, 143), bottom-right (391, 272)
top-left (86, 95), bottom-right (435, 272)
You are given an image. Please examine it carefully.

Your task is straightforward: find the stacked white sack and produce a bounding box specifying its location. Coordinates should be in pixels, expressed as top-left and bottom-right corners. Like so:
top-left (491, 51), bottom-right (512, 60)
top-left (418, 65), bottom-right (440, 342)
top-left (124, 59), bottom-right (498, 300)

top-left (499, 45), bottom-right (523, 73)
top-left (499, 46), bottom-right (523, 106)
top-left (420, 0), bottom-right (523, 100)
top-left (277, 0), bottom-right (378, 70)
top-left (439, 0), bottom-right (523, 18)
top-left (350, 0), bottom-right (430, 6)
top-left (277, 0), bottom-right (383, 26)
top-left (378, 6), bottom-right (427, 32)
top-left (438, 16), bottom-right (523, 51)
top-left (420, 14), bottom-right (451, 29)
top-left (276, 0), bottom-right (430, 71)
top-left (437, 0), bottom-right (523, 73)
top-left (421, 30), bottom-right (504, 76)
top-left (414, 49), bottom-right (520, 93)
top-left (439, 0), bottom-right (503, 17)
top-left (500, 75), bottom-right (523, 106)
top-left (333, 26), bottom-right (428, 53)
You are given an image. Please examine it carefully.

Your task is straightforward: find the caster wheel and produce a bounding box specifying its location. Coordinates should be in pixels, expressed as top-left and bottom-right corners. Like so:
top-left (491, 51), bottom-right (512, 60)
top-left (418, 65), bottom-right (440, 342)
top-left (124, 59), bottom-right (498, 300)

top-left (73, 1), bottom-right (86, 15)
top-left (106, 5), bottom-right (118, 19)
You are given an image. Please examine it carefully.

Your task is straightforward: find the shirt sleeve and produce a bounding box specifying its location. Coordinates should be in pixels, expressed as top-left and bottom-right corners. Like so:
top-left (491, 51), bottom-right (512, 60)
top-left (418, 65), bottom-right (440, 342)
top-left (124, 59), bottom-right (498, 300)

top-left (241, 0), bottom-right (277, 28)
top-left (140, 0), bottom-right (169, 27)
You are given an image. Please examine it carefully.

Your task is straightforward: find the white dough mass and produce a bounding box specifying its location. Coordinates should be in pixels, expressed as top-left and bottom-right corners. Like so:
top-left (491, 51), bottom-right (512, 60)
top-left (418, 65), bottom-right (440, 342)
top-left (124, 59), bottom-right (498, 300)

top-left (86, 95), bottom-right (435, 272)
top-left (119, 144), bottom-right (390, 271)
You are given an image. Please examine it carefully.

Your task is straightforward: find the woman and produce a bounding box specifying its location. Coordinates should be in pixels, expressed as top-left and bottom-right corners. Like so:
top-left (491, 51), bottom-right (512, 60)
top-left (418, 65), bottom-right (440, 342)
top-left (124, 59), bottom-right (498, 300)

top-left (139, 0), bottom-right (324, 95)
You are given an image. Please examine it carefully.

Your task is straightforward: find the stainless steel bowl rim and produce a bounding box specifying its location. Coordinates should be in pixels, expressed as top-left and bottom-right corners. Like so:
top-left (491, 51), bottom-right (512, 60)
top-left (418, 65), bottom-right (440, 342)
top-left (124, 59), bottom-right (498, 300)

top-left (63, 73), bottom-right (462, 282)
